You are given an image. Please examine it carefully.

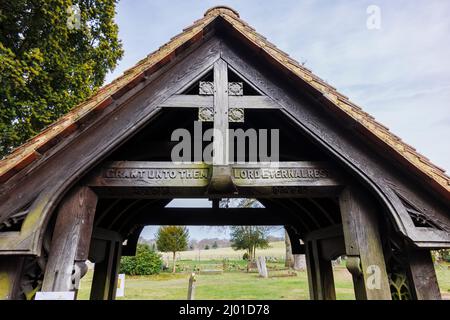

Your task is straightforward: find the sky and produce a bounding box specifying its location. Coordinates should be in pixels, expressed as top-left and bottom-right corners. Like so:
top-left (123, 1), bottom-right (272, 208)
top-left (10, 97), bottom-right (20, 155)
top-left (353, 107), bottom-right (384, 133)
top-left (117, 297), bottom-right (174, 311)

top-left (105, 1), bottom-right (450, 240)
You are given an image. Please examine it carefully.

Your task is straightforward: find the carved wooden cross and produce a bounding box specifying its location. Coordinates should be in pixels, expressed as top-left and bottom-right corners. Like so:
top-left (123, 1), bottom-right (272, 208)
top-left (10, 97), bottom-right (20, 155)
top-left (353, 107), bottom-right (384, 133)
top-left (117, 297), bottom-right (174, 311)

top-left (159, 59), bottom-right (281, 193)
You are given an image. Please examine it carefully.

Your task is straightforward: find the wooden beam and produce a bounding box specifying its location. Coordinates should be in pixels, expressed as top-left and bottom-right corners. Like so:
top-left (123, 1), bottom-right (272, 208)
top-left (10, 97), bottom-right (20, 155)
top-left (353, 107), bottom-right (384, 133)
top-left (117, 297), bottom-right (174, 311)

top-left (108, 241), bottom-right (122, 300)
top-left (305, 224), bottom-right (343, 241)
top-left (231, 162), bottom-right (342, 187)
top-left (208, 59), bottom-right (236, 194)
top-left (305, 240), bottom-right (336, 300)
top-left (87, 162), bottom-right (210, 188)
top-left (406, 247), bottom-right (441, 300)
top-left (159, 94), bottom-right (281, 109)
top-left (285, 226), bottom-right (304, 254)
top-left (160, 94), bottom-right (212, 108)
top-left (0, 256), bottom-right (25, 300)
top-left (92, 228), bottom-right (123, 242)
top-left (90, 240), bottom-right (116, 300)
top-left (129, 208), bottom-right (291, 226)
top-left (339, 186), bottom-right (391, 300)
top-left (86, 161), bottom-right (342, 189)
top-left (229, 95), bottom-right (281, 109)
top-left (220, 41), bottom-right (450, 248)
top-left (213, 59), bottom-right (229, 166)
top-left (42, 186), bottom-right (97, 292)
top-left (0, 37), bottom-right (223, 255)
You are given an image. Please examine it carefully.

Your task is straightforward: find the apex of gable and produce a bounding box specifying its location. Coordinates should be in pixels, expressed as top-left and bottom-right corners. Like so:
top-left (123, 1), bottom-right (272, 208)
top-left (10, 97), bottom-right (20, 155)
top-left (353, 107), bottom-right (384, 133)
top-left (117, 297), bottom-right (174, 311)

top-left (204, 5), bottom-right (240, 18)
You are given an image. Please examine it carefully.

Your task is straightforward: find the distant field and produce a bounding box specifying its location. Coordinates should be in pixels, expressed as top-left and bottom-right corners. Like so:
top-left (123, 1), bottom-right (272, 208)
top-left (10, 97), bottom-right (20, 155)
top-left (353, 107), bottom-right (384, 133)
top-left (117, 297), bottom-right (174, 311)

top-left (160, 241), bottom-right (286, 262)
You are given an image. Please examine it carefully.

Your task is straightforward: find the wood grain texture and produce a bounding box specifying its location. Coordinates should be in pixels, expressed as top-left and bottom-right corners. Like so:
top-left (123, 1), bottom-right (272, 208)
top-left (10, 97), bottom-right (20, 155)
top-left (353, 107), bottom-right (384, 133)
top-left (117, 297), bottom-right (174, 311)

top-left (0, 37), bottom-right (222, 255)
top-left (406, 247), bottom-right (441, 300)
top-left (0, 256), bottom-right (24, 300)
top-left (339, 186), bottom-right (392, 300)
top-left (41, 186), bottom-right (97, 292)
top-left (218, 39), bottom-right (450, 246)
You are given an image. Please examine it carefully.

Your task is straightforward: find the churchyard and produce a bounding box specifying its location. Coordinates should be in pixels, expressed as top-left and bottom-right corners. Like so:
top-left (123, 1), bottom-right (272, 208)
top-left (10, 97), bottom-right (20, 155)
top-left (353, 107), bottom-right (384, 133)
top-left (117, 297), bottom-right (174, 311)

top-left (77, 242), bottom-right (450, 300)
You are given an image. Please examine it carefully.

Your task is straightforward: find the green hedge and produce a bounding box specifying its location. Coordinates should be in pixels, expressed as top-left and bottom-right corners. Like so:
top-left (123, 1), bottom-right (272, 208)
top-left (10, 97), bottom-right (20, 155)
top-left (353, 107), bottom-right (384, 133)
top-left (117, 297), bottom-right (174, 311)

top-left (119, 244), bottom-right (163, 275)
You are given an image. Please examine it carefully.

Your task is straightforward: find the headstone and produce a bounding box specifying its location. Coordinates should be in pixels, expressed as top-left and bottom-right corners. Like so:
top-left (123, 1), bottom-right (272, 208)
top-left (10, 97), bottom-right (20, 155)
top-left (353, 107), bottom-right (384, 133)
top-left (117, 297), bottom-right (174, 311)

top-left (116, 273), bottom-right (125, 298)
top-left (293, 254), bottom-right (306, 271)
top-left (256, 256), bottom-right (268, 278)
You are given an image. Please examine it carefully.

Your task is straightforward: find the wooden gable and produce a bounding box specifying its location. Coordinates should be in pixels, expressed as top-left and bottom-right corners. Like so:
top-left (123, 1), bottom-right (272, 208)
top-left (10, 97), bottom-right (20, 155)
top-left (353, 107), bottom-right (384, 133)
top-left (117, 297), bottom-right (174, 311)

top-left (0, 6), bottom-right (449, 256)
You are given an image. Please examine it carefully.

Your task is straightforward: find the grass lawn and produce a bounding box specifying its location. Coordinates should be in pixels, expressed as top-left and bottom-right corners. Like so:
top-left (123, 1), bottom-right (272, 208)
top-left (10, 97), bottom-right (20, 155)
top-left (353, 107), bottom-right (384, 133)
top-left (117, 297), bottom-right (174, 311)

top-left (77, 243), bottom-right (450, 300)
top-left (78, 263), bottom-right (356, 300)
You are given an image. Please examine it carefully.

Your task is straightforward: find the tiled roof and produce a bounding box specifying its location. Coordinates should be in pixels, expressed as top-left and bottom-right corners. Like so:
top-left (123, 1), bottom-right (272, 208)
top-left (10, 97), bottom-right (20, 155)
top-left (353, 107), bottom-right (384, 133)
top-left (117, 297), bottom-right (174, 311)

top-left (1, 6), bottom-right (449, 196)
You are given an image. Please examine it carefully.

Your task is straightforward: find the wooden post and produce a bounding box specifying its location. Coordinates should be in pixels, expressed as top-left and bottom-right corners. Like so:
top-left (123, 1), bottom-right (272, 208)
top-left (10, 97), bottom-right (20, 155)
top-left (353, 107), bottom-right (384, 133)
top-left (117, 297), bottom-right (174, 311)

top-left (90, 239), bottom-right (122, 300)
top-left (187, 272), bottom-right (196, 300)
top-left (339, 186), bottom-right (391, 300)
top-left (41, 186), bottom-right (97, 293)
top-left (305, 240), bottom-right (336, 300)
top-left (108, 241), bottom-right (122, 300)
top-left (0, 256), bottom-right (25, 300)
top-left (212, 59), bottom-right (229, 167)
top-left (406, 247), bottom-right (441, 300)
top-left (208, 59), bottom-right (236, 194)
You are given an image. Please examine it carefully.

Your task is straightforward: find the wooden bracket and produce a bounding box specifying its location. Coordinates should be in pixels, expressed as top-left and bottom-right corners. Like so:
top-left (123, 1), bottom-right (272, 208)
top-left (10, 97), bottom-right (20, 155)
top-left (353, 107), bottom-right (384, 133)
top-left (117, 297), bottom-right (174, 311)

top-left (346, 256), bottom-right (362, 277)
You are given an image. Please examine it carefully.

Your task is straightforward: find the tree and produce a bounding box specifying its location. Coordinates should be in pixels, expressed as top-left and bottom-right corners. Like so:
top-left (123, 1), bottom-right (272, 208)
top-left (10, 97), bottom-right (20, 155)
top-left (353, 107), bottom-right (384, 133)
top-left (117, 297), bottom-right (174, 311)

top-left (0, 0), bottom-right (123, 157)
top-left (212, 241), bottom-right (218, 249)
top-left (119, 244), bottom-right (163, 276)
top-left (156, 226), bottom-right (189, 273)
top-left (230, 226), bottom-right (270, 264)
top-left (285, 229), bottom-right (294, 268)
top-left (204, 244), bottom-right (210, 250)
top-left (284, 229), bottom-right (306, 271)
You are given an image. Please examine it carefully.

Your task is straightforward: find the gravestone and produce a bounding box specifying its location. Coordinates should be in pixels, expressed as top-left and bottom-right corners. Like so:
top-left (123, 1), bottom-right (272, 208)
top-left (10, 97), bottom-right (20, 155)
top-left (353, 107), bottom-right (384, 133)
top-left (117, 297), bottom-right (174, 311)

top-left (256, 256), bottom-right (268, 278)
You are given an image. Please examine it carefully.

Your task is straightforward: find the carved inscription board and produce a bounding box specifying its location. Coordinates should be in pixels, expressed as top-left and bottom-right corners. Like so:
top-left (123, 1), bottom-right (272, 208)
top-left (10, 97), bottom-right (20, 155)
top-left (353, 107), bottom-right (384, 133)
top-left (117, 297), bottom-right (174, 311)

top-left (98, 163), bottom-right (210, 187)
top-left (232, 165), bottom-right (338, 187)
top-left (90, 162), bottom-right (341, 189)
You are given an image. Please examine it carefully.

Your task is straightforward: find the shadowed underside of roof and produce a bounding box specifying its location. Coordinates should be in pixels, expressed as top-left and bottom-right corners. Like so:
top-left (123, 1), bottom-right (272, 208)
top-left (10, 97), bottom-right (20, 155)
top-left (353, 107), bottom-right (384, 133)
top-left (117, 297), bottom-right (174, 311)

top-left (0, 6), bottom-right (448, 198)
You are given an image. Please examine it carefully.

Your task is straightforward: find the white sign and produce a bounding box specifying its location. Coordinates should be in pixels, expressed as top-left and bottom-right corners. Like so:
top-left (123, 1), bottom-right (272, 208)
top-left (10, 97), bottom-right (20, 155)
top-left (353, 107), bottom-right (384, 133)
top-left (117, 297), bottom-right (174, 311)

top-left (116, 274), bottom-right (125, 298)
top-left (35, 291), bottom-right (75, 300)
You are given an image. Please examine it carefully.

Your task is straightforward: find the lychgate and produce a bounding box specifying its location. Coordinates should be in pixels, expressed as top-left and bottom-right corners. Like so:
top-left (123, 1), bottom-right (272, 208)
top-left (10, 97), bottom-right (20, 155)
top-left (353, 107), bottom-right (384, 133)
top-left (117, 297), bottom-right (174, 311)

top-left (0, 6), bottom-right (449, 300)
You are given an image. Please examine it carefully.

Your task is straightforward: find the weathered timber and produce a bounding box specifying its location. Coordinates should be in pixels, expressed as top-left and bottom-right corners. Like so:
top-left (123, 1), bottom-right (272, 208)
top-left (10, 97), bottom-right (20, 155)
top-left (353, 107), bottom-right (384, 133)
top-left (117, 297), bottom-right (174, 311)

top-left (0, 36), bottom-right (223, 255)
top-left (208, 59), bottom-right (236, 194)
top-left (128, 208), bottom-right (291, 226)
top-left (304, 224), bottom-right (343, 241)
top-left (305, 240), bottom-right (336, 300)
top-left (86, 161), bottom-right (342, 189)
top-left (90, 240), bottom-right (116, 300)
top-left (212, 59), bottom-right (229, 166)
top-left (339, 186), bottom-right (391, 300)
top-left (41, 186), bottom-right (97, 292)
top-left (406, 246), bottom-right (441, 300)
top-left (159, 94), bottom-right (280, 109)
top-left (285, 226), bottom-right (304, 254)
top-left (219, 37), bottom-right (450, 246)
top-left (0, 256), bottom-right (25, 300)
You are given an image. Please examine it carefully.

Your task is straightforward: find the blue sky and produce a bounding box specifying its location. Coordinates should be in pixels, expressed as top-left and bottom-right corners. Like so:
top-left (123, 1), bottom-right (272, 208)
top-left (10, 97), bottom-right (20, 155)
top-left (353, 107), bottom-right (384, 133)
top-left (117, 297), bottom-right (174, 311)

top-left (105, 1), bottom-right (450, 240)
